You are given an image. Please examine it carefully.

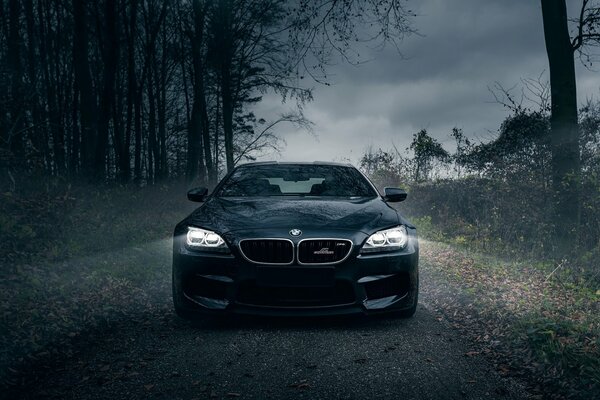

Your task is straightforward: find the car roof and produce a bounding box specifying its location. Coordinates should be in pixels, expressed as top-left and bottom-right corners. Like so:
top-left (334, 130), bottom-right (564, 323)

top-left (236, 161), bottom-right (355, 168)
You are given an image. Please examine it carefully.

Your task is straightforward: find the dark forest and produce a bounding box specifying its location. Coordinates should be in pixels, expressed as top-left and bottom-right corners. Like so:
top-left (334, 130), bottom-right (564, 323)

top-left (0, 1), bottom-right (599, 400)
top-left (0, 0), bottom-right (413, 186)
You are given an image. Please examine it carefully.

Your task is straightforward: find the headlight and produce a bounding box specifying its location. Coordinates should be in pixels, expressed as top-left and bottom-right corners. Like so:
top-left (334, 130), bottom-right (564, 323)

top-left (361, 225), bottom-right (408, 253)
top-left (186, 227), bottom-right (229, 252)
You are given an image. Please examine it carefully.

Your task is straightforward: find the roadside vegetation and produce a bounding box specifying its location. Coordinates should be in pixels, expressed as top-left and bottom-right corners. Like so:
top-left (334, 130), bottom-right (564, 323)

top-left (362, 89), bottom-right (600, 400)
top-left (0, 179), bottom-right (192, 264)
top-left (0, 181), bottom-right (195, 389)
top-left (420, 241), bottom-right (599, 400)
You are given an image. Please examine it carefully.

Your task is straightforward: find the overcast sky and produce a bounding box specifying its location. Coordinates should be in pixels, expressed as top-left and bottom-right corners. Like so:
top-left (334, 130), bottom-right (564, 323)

top-left (252, 0), bottom-right (600, 164)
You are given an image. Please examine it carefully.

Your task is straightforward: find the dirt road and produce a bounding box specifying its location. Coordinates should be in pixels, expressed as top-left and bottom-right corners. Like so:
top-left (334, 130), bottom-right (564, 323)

top-left (3, 238), bottom-right (530, 400)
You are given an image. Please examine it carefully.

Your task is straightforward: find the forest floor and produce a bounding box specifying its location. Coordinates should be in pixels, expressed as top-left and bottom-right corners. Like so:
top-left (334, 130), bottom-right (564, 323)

top-left (0, 184), bottom-right (598, 399)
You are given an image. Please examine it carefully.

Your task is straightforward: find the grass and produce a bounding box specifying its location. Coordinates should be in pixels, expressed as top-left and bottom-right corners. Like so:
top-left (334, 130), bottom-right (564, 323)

top-left (418, 236), bottom-right (600, 399)
top-left (0, 180), bottom-right (195, 263)
top-left (0, 181), bottom-right (196, 388)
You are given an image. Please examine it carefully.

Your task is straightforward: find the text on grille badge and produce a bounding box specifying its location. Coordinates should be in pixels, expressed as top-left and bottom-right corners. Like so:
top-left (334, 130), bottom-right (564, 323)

top-left (313, 247), bottom-right (335, 255)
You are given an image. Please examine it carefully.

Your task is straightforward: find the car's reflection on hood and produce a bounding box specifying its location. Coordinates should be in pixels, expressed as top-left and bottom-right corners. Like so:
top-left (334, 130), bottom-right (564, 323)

top-left (188, 196), bottom-right (400, 234)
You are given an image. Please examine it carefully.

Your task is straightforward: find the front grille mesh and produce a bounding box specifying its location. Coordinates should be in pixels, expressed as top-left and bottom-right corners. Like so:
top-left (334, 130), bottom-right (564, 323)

top-left (236, 281), bottom-right (355, 307)
top-left (298, 239), bottom-right (352, 264)
top-left (240, 239), bottom-right (293, 264)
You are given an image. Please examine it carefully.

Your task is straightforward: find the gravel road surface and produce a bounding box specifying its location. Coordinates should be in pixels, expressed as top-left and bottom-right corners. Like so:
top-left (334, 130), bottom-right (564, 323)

top-left (10, 240), bottom-right (529, 400)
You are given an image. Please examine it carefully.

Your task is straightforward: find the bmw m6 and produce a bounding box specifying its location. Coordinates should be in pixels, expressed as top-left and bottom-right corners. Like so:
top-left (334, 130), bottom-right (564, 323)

top-left (172, 162), bottom-right (419, 318)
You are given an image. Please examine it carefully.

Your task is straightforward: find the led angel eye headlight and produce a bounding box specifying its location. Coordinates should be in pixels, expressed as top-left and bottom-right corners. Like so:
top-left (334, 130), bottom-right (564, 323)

top-left (361, 225), bottom-right (408, 253)
top-left (186, 227), bottom-right (229, 252)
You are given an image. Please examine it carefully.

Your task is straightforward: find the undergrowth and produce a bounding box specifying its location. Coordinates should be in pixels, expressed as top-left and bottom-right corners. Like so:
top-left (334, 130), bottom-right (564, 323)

top-left (419, 239), bottom-right (600, 400)
top-left (0, 180), bottom-right (195, 388)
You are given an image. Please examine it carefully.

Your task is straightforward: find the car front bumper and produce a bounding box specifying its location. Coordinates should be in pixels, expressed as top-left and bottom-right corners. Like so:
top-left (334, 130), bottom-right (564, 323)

top-left (172, 232), bottom-right (418, 317)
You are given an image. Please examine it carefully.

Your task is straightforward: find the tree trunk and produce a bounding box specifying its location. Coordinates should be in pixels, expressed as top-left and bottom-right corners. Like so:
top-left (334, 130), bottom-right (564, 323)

top-left (50, 0), bottom-right (66, 176)
top-left (222, 68), bottom-right (234, 173)
top-left (211, 0), bottom-right (235, 173)
top-left (180, 29), bottom-right (192, 181)
top-left (7, 0), bottom-right (24, 157)
top-left (158, 22), bottom-right (168, 180)
top-left (96, 0), bottom-right (118, 181)
top-left (541, 0), bottom-right (581, 252)
top-left (192, 0), bottom-right (214, 184)
top-left (187, 97), bottom-right (201, 183)
top-left (214, 86), bottom-right (220, 180)
top-left (72, 0), bottom-right (97, 179)
top-left (71, 84), bottom-right (80, 176)
top-left (36, 0), bottom-right (52, 173)
top-left (113, 78), bottom-right (126, 183)
top-left (148, 64), bottom-right (157, 184)
top-left (24, 0), bottom-right (44, 171)
top-left (186, 0), bottom-right (212, 184)
top-left (122, 1), bottom-right (138, 184)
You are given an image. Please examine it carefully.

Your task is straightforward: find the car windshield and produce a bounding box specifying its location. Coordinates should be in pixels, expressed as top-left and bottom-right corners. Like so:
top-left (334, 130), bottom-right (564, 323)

top-left (217, 164), bottom-right (378, 198)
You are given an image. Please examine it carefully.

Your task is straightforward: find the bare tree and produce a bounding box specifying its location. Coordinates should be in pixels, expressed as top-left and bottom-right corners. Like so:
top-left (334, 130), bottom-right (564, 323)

top-left (0, 0), bottom-right (415, 186)
top-left (96, 0), bottom-right (118, 180)
top-left (234, 111), bottom-right (313, 164)
top-left (540, 0), bottom-right (600, 251)
top-left (72, 0), bottom-right (97, 178)
top-left (187, 0), bottom-right (213, 184)
top-left (207, 0), bottom-right (312, 173)
top-left (7, 0), bottom-right (24, 157)
top-left (288, 0), bottom-right (417, 82)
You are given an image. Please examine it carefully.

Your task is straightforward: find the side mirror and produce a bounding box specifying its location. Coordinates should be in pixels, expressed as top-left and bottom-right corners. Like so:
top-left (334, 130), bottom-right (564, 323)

top-left (383, 187), bottom-right (407, 202)
top-left (187, 187), bottom-right (208, 202)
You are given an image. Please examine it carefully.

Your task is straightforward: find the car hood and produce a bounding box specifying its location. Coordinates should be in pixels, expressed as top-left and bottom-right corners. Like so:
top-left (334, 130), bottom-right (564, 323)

top-left (185, 196), bottom-right (402, 234)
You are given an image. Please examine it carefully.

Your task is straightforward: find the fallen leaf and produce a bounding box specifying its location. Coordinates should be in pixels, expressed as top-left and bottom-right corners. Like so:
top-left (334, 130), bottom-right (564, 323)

top-left (289, 380), bottom-right (311, 389)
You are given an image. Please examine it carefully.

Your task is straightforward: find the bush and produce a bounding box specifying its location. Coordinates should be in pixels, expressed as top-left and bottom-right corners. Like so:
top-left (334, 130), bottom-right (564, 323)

top-left (398, 176), bottom-right (600, 283)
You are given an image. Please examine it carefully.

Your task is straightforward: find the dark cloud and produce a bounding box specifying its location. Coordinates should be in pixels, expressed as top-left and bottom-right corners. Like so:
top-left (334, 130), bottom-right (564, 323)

top-left (253, 0), bottom-right (600, 163)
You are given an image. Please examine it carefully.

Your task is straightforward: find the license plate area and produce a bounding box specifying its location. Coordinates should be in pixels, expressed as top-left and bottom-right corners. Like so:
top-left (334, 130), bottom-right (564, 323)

top-left (256, 266), bottom-right (335, 287)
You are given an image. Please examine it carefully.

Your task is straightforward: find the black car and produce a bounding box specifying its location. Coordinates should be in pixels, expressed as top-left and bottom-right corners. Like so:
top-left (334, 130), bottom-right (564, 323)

top-left (172, 162), bottom-right (419, 318)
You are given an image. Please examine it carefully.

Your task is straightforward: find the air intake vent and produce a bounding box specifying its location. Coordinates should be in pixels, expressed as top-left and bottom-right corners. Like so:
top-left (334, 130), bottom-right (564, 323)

top-left (297, 239), bottom-right (353, 264)
top-left (236, 281), bottom-right (355, 307)
top-left (239, 239), bottom-right (294, 264)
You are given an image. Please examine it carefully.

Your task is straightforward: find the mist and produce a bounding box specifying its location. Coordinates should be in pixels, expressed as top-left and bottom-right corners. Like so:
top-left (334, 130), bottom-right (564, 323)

top-left (0, 1), bottom-right (598, 399)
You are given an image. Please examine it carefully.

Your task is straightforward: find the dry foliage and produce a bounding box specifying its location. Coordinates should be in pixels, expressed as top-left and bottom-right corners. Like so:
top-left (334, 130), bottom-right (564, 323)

top-left (421, 240), bottom-right (600, 400)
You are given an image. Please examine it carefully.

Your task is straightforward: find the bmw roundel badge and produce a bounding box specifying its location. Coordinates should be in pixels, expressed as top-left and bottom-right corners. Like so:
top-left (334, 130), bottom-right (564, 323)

top-left (289, 229), bottom-right (302, 237)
